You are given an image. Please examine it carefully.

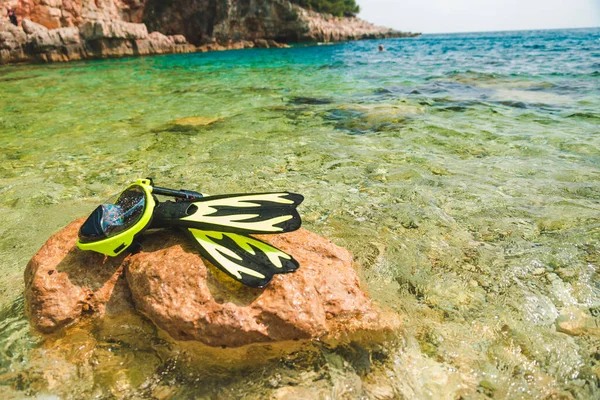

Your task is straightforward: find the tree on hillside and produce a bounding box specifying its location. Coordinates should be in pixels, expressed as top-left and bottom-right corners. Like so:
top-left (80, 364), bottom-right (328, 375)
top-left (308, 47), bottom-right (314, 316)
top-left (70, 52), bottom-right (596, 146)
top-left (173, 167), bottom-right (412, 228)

top-left (292, 0), bottom-right (360, 17)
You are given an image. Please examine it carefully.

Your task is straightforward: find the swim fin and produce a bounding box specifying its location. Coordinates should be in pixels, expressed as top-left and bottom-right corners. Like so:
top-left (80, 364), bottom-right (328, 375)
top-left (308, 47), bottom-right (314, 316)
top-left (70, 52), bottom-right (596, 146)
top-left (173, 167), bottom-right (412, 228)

top-left (149, 191), bottom-right (303, 288)
top-left (151, 192), bottom-right (303, 234)
top-left (186, 229), bottom-right (299, 288)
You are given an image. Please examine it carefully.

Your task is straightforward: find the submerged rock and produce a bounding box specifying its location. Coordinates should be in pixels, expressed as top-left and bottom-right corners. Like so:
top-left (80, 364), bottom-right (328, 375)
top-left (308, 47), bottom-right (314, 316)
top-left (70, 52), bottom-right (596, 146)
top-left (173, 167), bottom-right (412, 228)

top-left (164, 116), bottom-right (223, 133)
top-left (290, 96), bottom-right (334, 105)
top-left (324, 103), bottom-right (424, 134)
top-left (170, 116), bottom-right (222, 127)
top-left (24, 219), bottom-right (400, 348)
top-left (556, 307), bottom-right (600, 337)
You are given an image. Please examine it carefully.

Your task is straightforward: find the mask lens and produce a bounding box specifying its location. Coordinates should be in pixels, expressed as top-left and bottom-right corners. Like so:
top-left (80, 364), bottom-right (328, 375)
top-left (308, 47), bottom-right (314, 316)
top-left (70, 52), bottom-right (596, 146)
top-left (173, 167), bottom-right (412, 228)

top-left (78, 185), bottom-right (147, 243)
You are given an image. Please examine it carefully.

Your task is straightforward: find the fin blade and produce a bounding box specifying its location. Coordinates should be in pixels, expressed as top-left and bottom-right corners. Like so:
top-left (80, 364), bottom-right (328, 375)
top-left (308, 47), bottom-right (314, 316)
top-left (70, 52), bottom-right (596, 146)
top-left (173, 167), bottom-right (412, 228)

top-left (182, 192), bottom-right (303, 234)
top-left (187, 229), bottom-right (299, 288)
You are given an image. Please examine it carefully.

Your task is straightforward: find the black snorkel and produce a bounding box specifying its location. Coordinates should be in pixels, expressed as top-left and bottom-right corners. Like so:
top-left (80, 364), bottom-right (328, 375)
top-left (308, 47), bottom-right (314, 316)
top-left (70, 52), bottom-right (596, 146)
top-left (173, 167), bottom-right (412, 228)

top-left (146, 178), bottom-right (204, 201)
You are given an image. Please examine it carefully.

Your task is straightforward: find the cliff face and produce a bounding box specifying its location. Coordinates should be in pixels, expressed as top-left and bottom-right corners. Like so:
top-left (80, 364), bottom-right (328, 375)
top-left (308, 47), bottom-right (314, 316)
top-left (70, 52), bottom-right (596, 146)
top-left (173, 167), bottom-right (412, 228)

top-left (0, 0), bottom-right (416, 63)
top-left (4, 0), bottom-right (412, 43)
top-left (7, 0), bottom-right (145, 28)
top-left (142, 0), bottom-right (308, 45)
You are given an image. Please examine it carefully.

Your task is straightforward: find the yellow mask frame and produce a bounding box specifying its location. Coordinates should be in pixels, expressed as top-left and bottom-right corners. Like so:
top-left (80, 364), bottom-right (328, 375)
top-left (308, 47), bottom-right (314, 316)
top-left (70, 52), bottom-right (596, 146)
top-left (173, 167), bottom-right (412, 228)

top-left (76, 179), bottom-right (156, 256)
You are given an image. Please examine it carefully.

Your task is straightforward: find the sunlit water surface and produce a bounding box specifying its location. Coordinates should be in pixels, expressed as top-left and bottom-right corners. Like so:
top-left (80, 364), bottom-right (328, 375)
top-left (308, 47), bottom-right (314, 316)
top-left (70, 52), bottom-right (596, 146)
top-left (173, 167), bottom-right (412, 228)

top-left (1, 28), bottom-right (599, 398)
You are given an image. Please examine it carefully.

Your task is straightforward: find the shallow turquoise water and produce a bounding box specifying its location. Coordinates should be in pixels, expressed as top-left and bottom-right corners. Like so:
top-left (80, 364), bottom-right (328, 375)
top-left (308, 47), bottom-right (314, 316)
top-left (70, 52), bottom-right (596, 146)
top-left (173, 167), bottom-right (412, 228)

top-left (0, 28), bottom-right (599, 398)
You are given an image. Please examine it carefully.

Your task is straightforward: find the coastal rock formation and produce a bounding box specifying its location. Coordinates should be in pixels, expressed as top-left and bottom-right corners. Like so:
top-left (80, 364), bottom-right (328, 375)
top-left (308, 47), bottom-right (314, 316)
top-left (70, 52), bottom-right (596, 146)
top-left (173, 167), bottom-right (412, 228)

top-left (24, 218), bottom-right (400, 347)
top-left (28, 25), bottom-right (86, 62)
top-left (0, 0), bottom-right (416, 64)
top-left (296, 7), bottom-right (408, 42)
top-left (21, 18), bottom-right (46, 34)
top-left (9, 0), bottom-right (146, 28)
top-left (0, 17), bottom-right (196, 63)
top-left (79, 19), bottom-right (148, 40)
top-left (0, 20), bottom-right (27, 61)
top-left (142, 0), bottom-right (414, 45)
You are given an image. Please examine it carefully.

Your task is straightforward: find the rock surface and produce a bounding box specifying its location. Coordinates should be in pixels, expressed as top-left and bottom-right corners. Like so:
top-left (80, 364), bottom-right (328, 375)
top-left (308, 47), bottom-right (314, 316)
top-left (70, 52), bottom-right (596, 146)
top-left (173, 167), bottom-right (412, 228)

top-left (1, 0), bottom-right (417, 64)
top-left (21, 18), bottom-right (47, 35)
top-left (169, 116), bottom-right (223, 129)
top-left (79, 19), bottom-right (148, 40)
top-left (143, 0), bottom-right (415, 45)
top-left (0, 17), bottom-right (196, 64)
top-left (293, 6), bottom-right (411, 42)
top-left (556, 307), bottom-right (600, 337)
top-left (0, 20), bottom-right (28, 63)
top-left (24, 219), bottom-right (131, 333)
top-left (25, 218), bottom-right (400, 347)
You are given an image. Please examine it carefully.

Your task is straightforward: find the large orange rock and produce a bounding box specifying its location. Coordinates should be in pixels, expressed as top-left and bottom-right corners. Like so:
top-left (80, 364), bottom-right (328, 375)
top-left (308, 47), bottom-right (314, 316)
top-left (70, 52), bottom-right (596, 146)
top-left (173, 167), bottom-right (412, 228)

top-left (25, 219), bottom-right (400, 347)
top-left (24, 219), bottom-right (130, 333)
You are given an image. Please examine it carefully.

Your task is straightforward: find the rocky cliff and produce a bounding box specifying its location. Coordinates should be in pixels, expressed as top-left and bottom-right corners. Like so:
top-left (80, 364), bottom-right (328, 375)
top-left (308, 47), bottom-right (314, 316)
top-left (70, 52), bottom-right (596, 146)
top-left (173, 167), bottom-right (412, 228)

top-left (1, 0), bottom-right (417, 64)
top-left (141, 0), bottom-right (412, 45)
top-left (0, 17), bottom-right (198, 64)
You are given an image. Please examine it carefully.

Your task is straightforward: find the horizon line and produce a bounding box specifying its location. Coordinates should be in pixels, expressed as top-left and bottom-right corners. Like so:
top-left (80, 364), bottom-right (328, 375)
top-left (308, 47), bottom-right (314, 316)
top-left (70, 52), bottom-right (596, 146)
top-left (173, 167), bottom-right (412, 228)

top-left (413, 25), bottom-right (600, 36)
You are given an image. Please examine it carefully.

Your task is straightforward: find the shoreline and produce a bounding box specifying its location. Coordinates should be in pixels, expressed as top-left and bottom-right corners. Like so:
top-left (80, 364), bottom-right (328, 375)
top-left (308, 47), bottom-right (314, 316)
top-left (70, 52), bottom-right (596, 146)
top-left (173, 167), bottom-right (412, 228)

top-left (0, 33), bottom-right (419, 66)
top-left (4, 36), bottom-right (421, 66)
top-left (1, 20), bottom-right (418, 66)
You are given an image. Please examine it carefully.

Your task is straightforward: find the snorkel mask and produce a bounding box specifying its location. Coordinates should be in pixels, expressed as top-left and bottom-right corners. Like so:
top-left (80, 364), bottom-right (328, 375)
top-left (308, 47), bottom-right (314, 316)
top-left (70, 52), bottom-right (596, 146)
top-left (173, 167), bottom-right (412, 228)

top-left (78, 180), bottom-right (156, 256)
top-left (77, 179), bottom-right (203, 256)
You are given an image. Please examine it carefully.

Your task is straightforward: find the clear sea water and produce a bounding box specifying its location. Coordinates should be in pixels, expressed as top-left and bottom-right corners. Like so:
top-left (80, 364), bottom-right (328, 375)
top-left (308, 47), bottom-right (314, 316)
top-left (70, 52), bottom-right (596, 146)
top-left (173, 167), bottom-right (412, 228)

top-left (0, 28), bottom-right (599, 398)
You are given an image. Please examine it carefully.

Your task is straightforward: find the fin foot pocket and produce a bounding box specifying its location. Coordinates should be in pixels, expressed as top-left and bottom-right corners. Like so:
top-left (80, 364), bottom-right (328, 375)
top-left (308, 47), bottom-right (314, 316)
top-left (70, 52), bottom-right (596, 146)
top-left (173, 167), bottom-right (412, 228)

top-left (152, 192), bottom-right (304, 234)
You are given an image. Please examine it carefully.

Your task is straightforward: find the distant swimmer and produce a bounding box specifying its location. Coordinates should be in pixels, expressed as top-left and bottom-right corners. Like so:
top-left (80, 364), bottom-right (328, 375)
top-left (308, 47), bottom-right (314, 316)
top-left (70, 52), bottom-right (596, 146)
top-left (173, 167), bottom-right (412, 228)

top-left (378, 44), bottom-right (384, 52)
top-left (7, 8), bottom-right (18, 26)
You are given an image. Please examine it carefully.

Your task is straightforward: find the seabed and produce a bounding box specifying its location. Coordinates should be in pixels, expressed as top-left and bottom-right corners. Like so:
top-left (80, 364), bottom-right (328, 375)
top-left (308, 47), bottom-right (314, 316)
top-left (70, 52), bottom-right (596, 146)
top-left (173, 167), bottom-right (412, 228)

top-left (1, 29), bottom-right (600, 398)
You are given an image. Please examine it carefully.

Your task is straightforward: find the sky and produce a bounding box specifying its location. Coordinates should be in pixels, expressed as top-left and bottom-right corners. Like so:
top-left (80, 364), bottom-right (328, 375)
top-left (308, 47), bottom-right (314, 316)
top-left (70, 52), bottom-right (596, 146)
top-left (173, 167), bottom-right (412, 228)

top-left (358, 0), bottom-right (600, 34)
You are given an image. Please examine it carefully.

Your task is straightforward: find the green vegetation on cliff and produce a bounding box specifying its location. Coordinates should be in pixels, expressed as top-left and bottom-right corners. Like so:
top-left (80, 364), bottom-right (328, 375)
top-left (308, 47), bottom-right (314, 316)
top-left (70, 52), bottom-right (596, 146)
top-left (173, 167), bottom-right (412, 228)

top-left (291, 0), bottom-right (360, 17)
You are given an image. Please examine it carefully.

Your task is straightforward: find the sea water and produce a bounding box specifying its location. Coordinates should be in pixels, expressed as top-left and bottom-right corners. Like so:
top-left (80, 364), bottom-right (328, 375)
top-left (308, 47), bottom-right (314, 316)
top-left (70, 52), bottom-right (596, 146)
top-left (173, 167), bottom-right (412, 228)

top-left (0, 28), bottom-right (599, 398)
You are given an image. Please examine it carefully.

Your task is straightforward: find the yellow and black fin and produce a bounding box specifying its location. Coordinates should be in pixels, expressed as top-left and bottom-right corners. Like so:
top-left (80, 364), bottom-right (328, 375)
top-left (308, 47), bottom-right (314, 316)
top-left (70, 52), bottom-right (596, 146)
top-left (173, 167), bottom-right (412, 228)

top-left (152, 192), bottom-right (303, 234)
top-left (188, 229), bottom-right (299, 288)
top-left (186, 228), bottom-right (299, 288)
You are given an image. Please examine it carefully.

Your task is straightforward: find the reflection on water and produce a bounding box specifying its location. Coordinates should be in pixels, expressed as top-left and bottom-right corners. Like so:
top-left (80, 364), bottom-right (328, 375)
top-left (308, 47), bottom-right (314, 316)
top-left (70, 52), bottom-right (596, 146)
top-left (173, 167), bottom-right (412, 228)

top-left (1, 28), bottom-right (599, 398)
